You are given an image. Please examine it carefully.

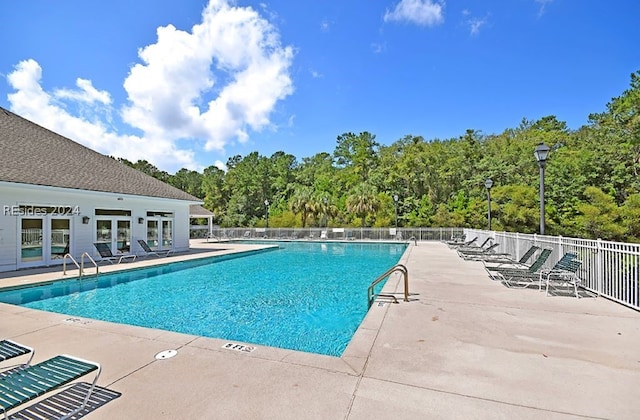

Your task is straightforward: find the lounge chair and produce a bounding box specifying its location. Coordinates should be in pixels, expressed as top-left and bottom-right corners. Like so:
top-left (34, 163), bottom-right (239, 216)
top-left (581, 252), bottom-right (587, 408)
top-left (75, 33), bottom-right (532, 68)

top-left (0, 339), bottom-right (34, 368)
top-left (137, 239), bottom-right (173, 257)
top-left (482, 245), bottom-right (540, 270)
top-left (487, 248), bottom-right (552, 283)
top-left (51, 242), bottom-right (70, 259)
top-left (544, 258), bottom-right (583, 298)
top-left (458, 242), bottom-right (508, 260)
top-left (453, 237), bottom-right (490, 252)
top-left (320, 230), bottom-right (328, 239)
top-left (444, 233), bottom-right (465, 246)
top-left (447, 236), bottom-right (478, 249)
top-left (93, 243), bottom-right (137, 264)
top-left (497, 251), bottom-right (576, 289)
top-left (0, 354), bottom-right (101, 419)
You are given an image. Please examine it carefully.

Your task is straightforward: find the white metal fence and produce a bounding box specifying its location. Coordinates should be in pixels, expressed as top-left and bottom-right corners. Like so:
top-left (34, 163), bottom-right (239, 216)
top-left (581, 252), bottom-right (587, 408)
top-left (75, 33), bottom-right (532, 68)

top-left (465, 229), bottom-right (640, 311)
top-left (190, 226), bottom-right (464, 242)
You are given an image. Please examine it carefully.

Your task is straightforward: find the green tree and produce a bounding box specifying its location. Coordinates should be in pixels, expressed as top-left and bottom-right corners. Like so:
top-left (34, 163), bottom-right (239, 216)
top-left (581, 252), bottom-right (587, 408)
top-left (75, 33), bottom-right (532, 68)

top-left (170, 168), bottom-right (203, 198)
top-left (621, 193), bottom-right (640, 241)
top-left (334, 132), bottom-right (380, 188)
top-left (289, 186), bottom-right (314, 228)
top-left (575, 187), bottom-right (625, 241)
top-left (346, 183), bottom-right (380, 227)
top-left (491, 185), bottom-right (539, 233)
top-left (201, 165), bottom-right (226, 222)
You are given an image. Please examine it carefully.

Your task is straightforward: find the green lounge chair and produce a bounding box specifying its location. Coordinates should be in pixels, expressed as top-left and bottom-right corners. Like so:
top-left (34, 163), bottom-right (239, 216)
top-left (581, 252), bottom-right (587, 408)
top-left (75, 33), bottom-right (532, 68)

top-left (458, 242), bottom-right (511, 260)
top-left (482, 245), bottom-right (540, 270)
top-left (544, 258), bottom-right (583, 298)
top-left (443, 233), bottom-right (466, 246)
top-left (0, 340), bottom-right (34, 368)
top-left (487, 248), bottom-right (552, 283)
top-left (452, 237), bottom-right (489, 252)
top-left (498, 251), bottom-right (576, 289)
top-left (447, 236), bottom-right (478, 249)
top-left (0, 354), bottom-right (101, 419)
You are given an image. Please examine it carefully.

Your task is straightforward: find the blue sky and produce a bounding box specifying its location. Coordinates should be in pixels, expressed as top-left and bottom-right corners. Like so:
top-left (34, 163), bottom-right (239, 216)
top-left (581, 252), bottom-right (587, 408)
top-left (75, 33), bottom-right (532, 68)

top-left (1, 0), bottom-right (638, 173)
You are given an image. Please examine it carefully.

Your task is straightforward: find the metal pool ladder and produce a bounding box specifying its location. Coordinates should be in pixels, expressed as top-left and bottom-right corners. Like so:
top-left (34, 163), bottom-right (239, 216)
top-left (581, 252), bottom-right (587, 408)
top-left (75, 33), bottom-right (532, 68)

top-left (63, 252), bottom-right (99, 278)
top-left (367, 264), bottom-right (409, 307)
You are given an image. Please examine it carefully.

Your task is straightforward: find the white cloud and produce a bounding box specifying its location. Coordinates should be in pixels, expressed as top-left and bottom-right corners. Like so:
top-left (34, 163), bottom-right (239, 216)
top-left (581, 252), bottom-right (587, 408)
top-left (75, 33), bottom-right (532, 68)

top-left (5, 0), bottom-right (294, 172)
top-left (214, 160), bottom-right (227, 172)
top-left (122, 0), bottom-right (294, 153)
top-left (54, 78), bottom-right (111, 105)
top-left (384, 0), bottom-right (445, 26)
top-left (460, 9), bottom-right (489, 36)
top-left (371, 42), bottom-right (386, 54)
top-left (462, 11), bottom-right (489, 36)
top-left (467, 17), bottom-right (486, 35)
top-left (7, 59), bottom-right (197, 170)
top-left (535, 0), bottom-right (554, 17)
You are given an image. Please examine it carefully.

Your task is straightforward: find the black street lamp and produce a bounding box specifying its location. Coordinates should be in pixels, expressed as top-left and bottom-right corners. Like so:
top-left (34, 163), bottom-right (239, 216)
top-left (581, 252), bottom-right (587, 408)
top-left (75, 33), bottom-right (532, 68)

top-left (323, 197), bottom-right (328, 228)
top-left (264, 199), bottom-right (270, 229)
top-left (534, 142), bottom-right (551, 235)
top-left (393, 194), bottom-right (399, 229)
top-left (484, 178), bottom-right (493, 231)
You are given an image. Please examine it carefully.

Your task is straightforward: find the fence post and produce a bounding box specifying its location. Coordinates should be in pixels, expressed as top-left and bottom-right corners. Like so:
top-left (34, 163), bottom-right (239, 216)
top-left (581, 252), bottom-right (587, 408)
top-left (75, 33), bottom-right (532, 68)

top-left (596, 238), bottom-right (603, 297)
top-left (558, 235), bottom-right (563, 258)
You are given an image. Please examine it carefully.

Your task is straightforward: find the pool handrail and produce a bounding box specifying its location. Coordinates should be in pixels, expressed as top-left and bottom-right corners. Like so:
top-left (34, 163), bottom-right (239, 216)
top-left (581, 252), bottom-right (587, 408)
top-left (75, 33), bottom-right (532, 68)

top-left (63, 252), bottom-right (99, 277)
top-left (367, 264), bottom-right (409, 307)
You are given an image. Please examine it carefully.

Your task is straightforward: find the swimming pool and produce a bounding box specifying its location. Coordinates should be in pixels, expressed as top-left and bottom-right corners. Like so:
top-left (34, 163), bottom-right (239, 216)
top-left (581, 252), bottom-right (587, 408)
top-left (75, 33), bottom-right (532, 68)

top-left (0, 242), bottom-right (407, 356)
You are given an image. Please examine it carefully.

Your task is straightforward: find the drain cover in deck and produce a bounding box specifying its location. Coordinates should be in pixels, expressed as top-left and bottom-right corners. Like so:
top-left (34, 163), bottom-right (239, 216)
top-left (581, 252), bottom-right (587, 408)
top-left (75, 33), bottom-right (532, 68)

top-left (155, 349), bottom-right (178, 360)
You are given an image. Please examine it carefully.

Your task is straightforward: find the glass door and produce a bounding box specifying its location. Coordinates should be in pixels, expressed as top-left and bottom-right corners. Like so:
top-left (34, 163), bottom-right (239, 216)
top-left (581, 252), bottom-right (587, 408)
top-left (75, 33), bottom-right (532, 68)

top-left (147, 219), bottom-right (159, 249)
top-left (162, 220), bottom-right (173, 250)
top-left (97, 218), bottom-right (132, 254)
top-left (20, 218), bottom-right (44, 266)
top-left (96, 219), bottom-right (113, 252)
top-left (117, 220), bottom-right (131, 253)
top-left (146, 218), bottom-right (172, 251)
top-left (19, 216), bottom-right (71, 267)
top-left (50, 218), bottom-right (70, 259)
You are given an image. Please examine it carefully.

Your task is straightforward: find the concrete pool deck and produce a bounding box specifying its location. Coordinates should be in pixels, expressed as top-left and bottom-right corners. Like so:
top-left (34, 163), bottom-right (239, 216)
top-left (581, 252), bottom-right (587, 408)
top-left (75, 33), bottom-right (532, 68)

top-left (1, 240), bottom-right (639, 419)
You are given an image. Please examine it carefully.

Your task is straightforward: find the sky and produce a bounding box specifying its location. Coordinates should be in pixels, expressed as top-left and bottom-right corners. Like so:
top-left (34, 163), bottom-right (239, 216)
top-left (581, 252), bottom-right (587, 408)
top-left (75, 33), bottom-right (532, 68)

top-left (1, 0), bottom-right (638, 173)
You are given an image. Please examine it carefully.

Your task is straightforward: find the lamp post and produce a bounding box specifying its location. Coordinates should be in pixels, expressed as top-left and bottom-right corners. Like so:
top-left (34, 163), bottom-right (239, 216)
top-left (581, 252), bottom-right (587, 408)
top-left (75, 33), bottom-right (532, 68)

top-left (264, 199), bottom-right (270, 229)
top-left (323, 197), bottom-right (328, 228)
top-left (393, 194), bottom-right (399, 229)
top-left (484, 178), bottom-right (493, 231)
top-left (534, 142), bottom-right (551, 235)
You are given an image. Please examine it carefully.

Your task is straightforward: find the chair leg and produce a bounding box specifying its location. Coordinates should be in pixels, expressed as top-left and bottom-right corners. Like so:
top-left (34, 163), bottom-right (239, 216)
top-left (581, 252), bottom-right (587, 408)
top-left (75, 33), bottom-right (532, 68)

top-left (545, 275), bottom-right (550, 296)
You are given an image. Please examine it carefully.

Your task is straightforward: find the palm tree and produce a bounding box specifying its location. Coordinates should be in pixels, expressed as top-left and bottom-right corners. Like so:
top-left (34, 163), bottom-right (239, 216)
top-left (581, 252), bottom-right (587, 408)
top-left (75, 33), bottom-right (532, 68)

top-left (289, 186), bottom-right (314, 228)
top-left (316, 195), bottom-right (339, 227)
top-left (346, 184), bottom-right (380, 227)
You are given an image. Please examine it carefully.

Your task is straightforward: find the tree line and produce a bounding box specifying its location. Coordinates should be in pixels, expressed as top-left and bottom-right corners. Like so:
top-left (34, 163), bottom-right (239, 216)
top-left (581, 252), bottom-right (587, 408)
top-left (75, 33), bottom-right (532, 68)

top-left (118, 70), bottom-right (640, 242)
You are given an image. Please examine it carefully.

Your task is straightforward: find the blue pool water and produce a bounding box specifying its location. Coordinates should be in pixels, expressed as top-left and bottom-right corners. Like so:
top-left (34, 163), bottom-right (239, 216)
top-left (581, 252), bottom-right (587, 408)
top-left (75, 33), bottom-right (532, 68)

top-left (0, 242), bottom-right (406, 356)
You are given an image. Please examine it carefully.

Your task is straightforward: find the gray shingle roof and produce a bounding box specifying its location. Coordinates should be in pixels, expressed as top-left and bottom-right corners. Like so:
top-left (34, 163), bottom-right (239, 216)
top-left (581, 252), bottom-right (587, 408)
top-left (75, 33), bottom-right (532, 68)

top-left (189, 204), bottom-right (214, 216)
top-left (0, 107), bottom-right (199, 202)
